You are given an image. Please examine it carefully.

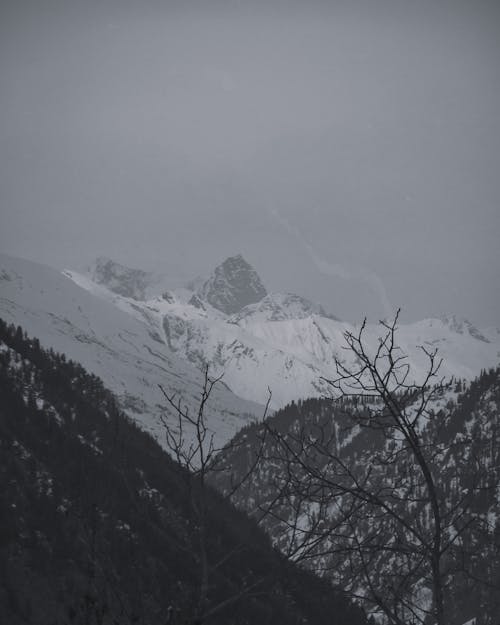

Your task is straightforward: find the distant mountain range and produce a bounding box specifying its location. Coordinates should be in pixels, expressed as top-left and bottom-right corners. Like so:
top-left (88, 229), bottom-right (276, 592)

top-left (1, 253), bottom-right (499, 433)
top-left (66, 254), bottom-right (500, 410)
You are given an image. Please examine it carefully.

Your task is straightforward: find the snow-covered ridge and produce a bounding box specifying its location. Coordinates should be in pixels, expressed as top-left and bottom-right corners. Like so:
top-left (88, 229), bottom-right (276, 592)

top-left (0, 254), bottom-right (261, 449)
top-left (84, 256), bottom-right (184, 302)
top-left (229, 292), bottom-right (340, 324)
top-left (61, 255), bottom-right (500, 410)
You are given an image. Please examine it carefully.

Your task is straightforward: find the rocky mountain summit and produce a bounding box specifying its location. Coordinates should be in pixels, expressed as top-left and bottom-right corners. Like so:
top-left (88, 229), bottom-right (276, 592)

top-left (195, 254), bottom-right (268, 315)
top-left (89, 256), bottom-right (153, 300)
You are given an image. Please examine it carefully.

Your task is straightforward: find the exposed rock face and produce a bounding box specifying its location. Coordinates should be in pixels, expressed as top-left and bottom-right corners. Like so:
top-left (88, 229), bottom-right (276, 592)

top-left (188, 293), bottom-right (206, 310)
top-left (90, 257), bottom-right (151, 300)
top-left (196, 255), bottom-right (267, 315)
top-left (440, 314), bottom-right (490, 343)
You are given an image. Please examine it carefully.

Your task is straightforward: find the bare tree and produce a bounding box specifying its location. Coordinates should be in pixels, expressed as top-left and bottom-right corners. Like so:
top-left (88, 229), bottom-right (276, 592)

top-left (158, 366), bottom-right (271, 625)
top-left (254, 310), bottom-right (493, 625)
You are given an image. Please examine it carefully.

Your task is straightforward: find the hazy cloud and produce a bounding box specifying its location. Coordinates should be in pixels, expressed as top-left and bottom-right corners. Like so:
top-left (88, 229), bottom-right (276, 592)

top-left (269, 208), bottom-right (394, 319)
top-left (1, 0), bottom-right (499, 325)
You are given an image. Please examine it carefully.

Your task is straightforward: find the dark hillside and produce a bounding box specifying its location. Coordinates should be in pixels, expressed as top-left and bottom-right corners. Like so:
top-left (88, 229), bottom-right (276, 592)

top-left (214, 378), bottom-right (500, 624)
top-left (0, 318), bottom-right (366, 625)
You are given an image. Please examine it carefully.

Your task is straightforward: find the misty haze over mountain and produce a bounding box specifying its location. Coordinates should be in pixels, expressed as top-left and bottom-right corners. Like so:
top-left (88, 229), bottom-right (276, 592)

top-left (1, 4), bottom-right (500, 622)
top-left (1, 0), bottom-right (499, 326)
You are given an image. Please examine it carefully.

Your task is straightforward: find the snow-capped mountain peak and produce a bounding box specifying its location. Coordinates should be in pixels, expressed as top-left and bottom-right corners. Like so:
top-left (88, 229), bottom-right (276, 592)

top-left (88, 257), bottom-right (153, 301)
top-left (52, 254), bottom-right (500, 411)
top-left (0, 253), bottom-right (260, 448)
top-left (196, 255), bottom-right (267, 315)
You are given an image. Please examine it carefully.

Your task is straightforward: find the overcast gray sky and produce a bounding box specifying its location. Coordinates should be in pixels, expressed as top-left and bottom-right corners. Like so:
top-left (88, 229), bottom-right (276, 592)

top-left (1, 0), bottom-right (499, 325)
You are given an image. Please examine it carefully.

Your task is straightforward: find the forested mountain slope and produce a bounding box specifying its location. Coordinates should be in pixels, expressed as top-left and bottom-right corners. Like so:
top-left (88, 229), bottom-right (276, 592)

top-left (214, 374), bottom-right (500, 624)
top-left (0, 319), bottom-right (367, 625)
